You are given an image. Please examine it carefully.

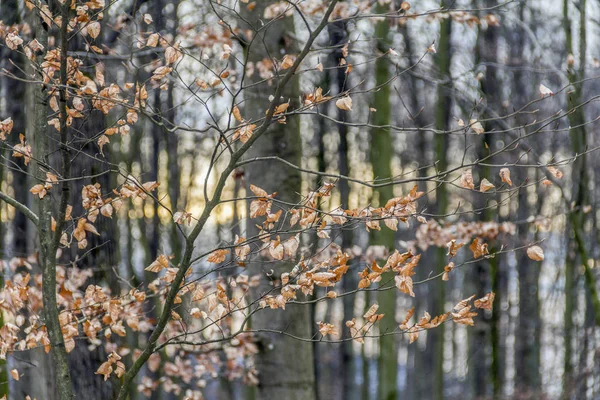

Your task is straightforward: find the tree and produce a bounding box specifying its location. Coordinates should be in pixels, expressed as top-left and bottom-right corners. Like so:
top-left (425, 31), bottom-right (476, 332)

top-left (241, 1), bottom-right (315, 399)
top-left (370, 2), bottom-right (397, 399)
top-left (0, 1), bottom-right (598, 400)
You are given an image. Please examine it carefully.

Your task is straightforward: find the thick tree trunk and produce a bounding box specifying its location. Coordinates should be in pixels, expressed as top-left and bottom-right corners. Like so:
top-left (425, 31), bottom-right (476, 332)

top-left (243, 2), bottom-right (316, 399)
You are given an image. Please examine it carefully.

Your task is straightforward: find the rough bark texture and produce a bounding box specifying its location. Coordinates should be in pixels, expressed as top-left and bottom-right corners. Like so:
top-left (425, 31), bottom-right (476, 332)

top-left (511, 3), bottom-right (542, 395)
top-left (562, 0), bottom-right (600, 394)
top-left (370, 7), bottom-right (397, 400)
top-left (34, 3), bottom-right (74, 398)
top-left (476, 4), bottom-right (505, 397)
top-left (428, 3), bottom-right (453, 398)
top-left (243, 2), bottom-right (316, 399)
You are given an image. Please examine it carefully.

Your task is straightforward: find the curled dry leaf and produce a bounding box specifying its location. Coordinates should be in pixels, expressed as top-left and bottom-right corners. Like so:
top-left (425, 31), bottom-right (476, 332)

top-left (469, 119), bottom-right (484, 134)
top-left (145, 254), bottom-right (170, 272)
top-left (364, 303), bottom-right (383, 323)
top-left (146, 33), bottom-right (159, 48)
top-left (5, 32), bottom-right (23, 50)
top-left (173, 210), bottom-right (193, 225)
top-left (499, 167), bottom-right (512, 186)
top-left (526, 245), bottom-right (544, 261)
top-left (335, 96), bottom-right (352, 111)
top-left (234, 235), bottom-right (251, 261)
top-left (165, 45), bottom-right (182, 65)
top-left (442, 262), bottom-right (454, 281)
top-left (271, 102), bottom-right (289, 116)
top-left (232, 106), bottom-right (243, 123)
top-left (30, 184), bottom-right (47, 199)
top-left (547, 166), bottom-right (563, 179)
top-left (280, 54), bottom-right (295, 69)
top-left (480, 178), bottom-right (495, 192)
top-left (474, 292), bottom-right (495, 310)
top-left (469, 238), bottom-right (489, 258)
top-left (539, 84), bottom-right (553, 97)
top-left (207, 249), bottom-right (230, 263)
top-left (446, 239), bottom-right (464, 258)
top-left (317, 321), bottom-right (338, 337)
top-left (399, 307), bottom-right (415, 330)
top-left (10, 369), bottom-right (19, 381)
top-left (460, 169), bottom-right (475, 190)
top-left (0, 117), bottom-right (13, 140)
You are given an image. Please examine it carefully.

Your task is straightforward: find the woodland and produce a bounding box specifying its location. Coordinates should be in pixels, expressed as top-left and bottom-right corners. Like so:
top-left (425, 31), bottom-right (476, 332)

top-left (0, 0), bottom-right (598, 399)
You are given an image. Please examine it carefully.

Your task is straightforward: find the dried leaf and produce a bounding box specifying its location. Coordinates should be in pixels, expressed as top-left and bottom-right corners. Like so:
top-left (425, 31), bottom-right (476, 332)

top-left (469, 119), bottom-right (484, 134)
top-left (526, 245), bottom-right (544, 261)
top-left (145, 254), bottom-right (170, 272)
top-left (460, 169), bottom-right (475, 190)
top-left (474, 292), bottom-right (495, 310)
top-left (469, 238), bottom-right (489, 259)
top-left (335, 96), bottom-right (352, 111)
top-left (87, 22), bottom-right (101, 39)
top-left (539, 84), bottom-right (553, 97)
top-left (207, 249), bottom-right (229, 263)
top-left (10, 369), bottom-right (18, 381)
top-left (499, 167), bottom-right (512, 186)
top-left (480, 178), bottom-right (495, 192)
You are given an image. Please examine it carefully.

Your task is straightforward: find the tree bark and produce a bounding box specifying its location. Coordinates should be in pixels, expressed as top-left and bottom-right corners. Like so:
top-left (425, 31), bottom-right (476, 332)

top-left (242, 2), bottom-right (316, 399)
top-left (370, 6), bottom-right (397, 400)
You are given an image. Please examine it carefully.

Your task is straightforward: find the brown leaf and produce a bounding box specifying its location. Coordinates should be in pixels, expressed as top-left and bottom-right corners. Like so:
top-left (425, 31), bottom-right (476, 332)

top-left (480, 178), bottom-right (495, 192)
top-left (335, 96), bottom-right (352, 111)
top-left (474, 292), bottom-right (495, 310)
top-left (145, 254), bottom-right (170, 272)
top-left (526, 245), bottom-right (544, 261)
top-left (469, 119), bottom-right (485, 134)
top-left (87, 22), bottom-right (101, 39)
top-left (499, 168), bottom-right (512, 186)
top-left (281, 54), bottom-right (296, 69)
top-left (30, 184), bottom-right (47, 199)
top-left (469, 238), bottom-right (489, 258)
top-left (10, 369), bottom-right (19, 381)
top-left (207, 249), bottom-right (229, 263)
top-left (460, 169), bottom-right (475, 190)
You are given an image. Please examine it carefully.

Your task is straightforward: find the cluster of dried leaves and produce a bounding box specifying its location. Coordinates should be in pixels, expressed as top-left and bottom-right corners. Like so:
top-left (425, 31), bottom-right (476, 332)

top-left (0, 1), bottom-right (548, 397)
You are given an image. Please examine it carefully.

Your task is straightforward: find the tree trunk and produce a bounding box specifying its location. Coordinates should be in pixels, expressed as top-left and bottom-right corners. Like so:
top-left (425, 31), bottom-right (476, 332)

top-left (243, 2), bottom-right (316, 399)
top-left (328, 18), bottom-right (355, 400)
top-left (511, 3), bottom-right (542, 396)
top-left (428, 2), bottom-right (453, 398)
top-left (370, 6), bottom-right (397, 400)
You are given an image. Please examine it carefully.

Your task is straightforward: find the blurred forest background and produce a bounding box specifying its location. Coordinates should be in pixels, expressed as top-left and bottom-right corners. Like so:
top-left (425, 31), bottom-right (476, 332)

top-left (1, 0), bottom-right (600, 399)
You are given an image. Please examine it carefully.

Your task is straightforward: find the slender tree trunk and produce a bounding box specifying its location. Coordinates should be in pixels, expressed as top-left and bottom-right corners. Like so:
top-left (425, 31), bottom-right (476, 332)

top-left (428, 2), bottom-right (453, 398)
top-left (511, 3), bottom-right (542, 395)
top-left (327, 18), bottom-right (355, 400)
top-left (402, 24), bottom-right (428, 400)
top-left (370, 6), bottom-right (397, 400)
top-left (562, 0), bottom-right (600, 394)
top-left (34, 3), bottom-right (74, 398)
top-left (476, 3), bottom-right (504, 397)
